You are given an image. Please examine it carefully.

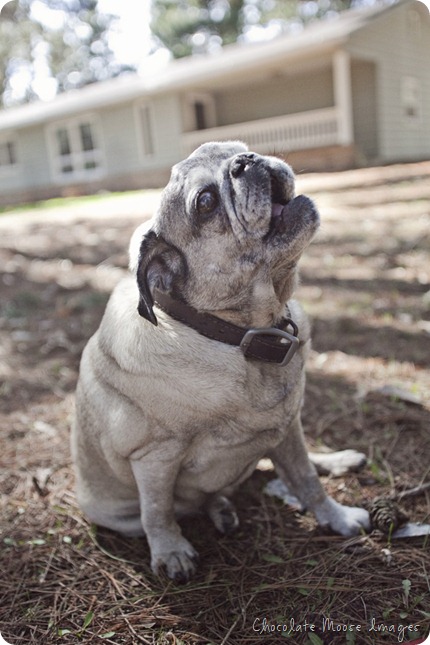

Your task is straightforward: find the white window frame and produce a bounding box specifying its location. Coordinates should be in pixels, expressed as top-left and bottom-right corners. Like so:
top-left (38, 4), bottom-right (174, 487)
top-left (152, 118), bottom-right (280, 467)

top-left (0, 133), bottom-right (19, 176)
top-left (184, 92), bottom-right (216, 132)
top-left (401, 76), bottom-right (421, 126)
top-left (46, 114), bottom-right (105, 184)
top-left (135, 101), bottom-right (157, 160)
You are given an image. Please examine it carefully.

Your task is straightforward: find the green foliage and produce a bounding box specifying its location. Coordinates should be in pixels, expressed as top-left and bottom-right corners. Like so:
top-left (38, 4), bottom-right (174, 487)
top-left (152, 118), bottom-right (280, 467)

top-left (262, 552), bottom-right (284, 563)
top-left (0, 0), bottom-right (134, 107)
top-left (402, 578), bottom-right (412, 608)
top-left (307, 634), bottom-right (324, 645)
top-left (150, 0), bottom-right (359, 58)
top-left (151, 0), bottom-right (245, 58)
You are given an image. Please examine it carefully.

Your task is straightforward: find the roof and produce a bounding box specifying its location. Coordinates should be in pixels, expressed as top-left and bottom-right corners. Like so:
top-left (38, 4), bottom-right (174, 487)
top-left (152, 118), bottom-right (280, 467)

top-left (0, 0), bottom-right (422, 132)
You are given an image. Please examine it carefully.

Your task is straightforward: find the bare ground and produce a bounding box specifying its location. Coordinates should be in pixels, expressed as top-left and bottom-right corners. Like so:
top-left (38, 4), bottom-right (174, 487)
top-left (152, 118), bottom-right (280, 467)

top-left (0, 162), bottom-right (429, 645)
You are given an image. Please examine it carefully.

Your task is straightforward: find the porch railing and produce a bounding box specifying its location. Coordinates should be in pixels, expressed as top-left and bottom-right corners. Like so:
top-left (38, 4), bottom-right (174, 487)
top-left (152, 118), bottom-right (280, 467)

top-left (182, 107), bottom-right (340, 156)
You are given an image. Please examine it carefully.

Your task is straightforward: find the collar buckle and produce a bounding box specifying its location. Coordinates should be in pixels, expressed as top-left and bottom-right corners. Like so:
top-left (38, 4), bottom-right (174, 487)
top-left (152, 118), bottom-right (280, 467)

top-left (239, 326), bottom-right (300, 367)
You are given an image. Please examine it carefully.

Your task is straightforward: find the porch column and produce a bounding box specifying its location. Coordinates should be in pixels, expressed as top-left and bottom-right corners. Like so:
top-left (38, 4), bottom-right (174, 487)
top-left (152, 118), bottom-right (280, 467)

top-left (333, 50), bottom-right (354, 146)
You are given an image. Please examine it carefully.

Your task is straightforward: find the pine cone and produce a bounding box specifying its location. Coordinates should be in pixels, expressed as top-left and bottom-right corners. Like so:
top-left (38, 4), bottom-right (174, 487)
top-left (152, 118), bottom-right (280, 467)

top-left (368, 498), bottom-right (409, 533)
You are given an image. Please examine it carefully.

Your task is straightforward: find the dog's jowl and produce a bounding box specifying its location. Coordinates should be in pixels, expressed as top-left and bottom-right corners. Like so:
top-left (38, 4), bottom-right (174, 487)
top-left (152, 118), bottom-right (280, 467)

top-left (72, 141), bottom-right (369, 583)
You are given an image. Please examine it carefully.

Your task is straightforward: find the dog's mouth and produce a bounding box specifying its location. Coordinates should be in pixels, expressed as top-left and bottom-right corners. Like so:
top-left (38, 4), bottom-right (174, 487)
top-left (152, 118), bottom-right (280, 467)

top-left (266, 174), bottom-right (319, 243)
top-left (268, 175), bottom-right (292, 237)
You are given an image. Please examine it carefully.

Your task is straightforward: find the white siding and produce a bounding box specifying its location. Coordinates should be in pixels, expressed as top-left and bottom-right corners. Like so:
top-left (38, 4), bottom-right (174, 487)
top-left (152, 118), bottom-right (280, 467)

top-left (92, 94), bottom-right (183, 184)
top-left (141, 94), bottom-right (183, 168)
top-left (351, 60), bottom-right (378, 159)
top-left (0, 95), bottom-right (183, 203)
top-left (0, 126), bottom-right (53, 195)
top-left (100, 103), bottom-right (141, 177)
top-left (347, 1), bottom-right (430, 162)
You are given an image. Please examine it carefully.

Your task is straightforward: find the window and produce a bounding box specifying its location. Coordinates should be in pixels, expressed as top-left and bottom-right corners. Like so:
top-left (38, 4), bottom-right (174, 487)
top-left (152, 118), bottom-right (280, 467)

top-left (49, 117), bottom-right (103, 181)
top-left (56, 127), bottom-right (73, 174)
top-left (0, 139), bottom-right (17, 169)
top-left (138, 104), bottom-right (155, 156)
top-left (194, 100), bottom-right (208, 130)
top-left (185, 93), bottom-right (216, 132)
top-left (80, 123), bottom-right (95, 152)
top-left (401, 76), bottom-right (421, 122)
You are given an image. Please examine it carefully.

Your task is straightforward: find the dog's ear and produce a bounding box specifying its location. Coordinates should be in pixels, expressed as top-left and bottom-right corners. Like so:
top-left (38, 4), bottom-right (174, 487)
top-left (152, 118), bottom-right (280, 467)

top-left (136, 230), bottom-right (187, 325)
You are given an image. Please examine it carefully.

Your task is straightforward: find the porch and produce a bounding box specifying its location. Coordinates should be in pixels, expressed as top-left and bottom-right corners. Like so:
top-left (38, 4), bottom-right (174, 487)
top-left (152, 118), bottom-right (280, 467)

top-left (181, 50), bottom-right (355, 161)
top-left (182, 106), bottom-right (344, 157)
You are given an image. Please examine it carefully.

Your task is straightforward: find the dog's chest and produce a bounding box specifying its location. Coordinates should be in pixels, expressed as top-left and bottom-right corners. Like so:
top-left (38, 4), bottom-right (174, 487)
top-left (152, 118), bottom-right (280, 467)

top-left (177, 369), bottom-right (302, 494)
top-left (177, 410), bottom-right (290, 497)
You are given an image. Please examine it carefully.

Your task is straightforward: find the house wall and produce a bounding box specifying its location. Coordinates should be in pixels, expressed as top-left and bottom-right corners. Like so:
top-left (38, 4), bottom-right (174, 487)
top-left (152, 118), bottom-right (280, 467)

top-left (351, 60), bottom-right (378, 161)
top-left (2, 0), bottom-right (429, 207)
top-left (347, 1), bottom-right (430, 163)
top-left (0, 125), bottom-right (53, 204)
top-left (0, 93), bottom-right (182, 206)
top-left (153, 94), bottom-right (184, 167)
top-left (99, 103), bottom-right (141, 177)
top-left (214, 66), bottom-right (334, 127)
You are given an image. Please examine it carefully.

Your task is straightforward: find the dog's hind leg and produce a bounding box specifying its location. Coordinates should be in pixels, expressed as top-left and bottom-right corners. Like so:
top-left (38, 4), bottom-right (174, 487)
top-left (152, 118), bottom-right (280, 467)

top-left (207, 495), bottom-right (239, 534)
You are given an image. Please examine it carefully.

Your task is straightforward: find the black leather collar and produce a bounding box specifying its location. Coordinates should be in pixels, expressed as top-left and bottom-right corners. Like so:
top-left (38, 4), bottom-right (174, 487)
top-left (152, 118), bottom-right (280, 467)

top-left (153, 288), bottom-right (301, 367)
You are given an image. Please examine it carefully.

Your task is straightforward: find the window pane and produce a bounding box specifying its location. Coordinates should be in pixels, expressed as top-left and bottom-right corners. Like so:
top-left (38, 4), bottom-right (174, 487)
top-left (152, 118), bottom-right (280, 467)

top-left (402, 76), bottom-right (420, 120)
top-left (194, 101), bottom-right (207, 130)
top-left (52, 119), bottom-right (102, 177)
top-left (80, 123), bottom-right (95, 152)
top-left (0, 141), bottom-right (17, 166)
top-left (7, 142), bottom-right (16, 165)
top-left (61, 162), bottom-right (74, 173)
top-left (0, 144), bottom-right (7, 166)
top-left (140, 105), bottom-right (154, 155)
top-left (57, 128), bottom-right (71, 156)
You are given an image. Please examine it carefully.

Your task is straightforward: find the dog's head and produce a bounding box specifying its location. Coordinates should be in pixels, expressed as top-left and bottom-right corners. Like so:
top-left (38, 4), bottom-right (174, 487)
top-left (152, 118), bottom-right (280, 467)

top-left (131, 141), bottom-right (319, 327)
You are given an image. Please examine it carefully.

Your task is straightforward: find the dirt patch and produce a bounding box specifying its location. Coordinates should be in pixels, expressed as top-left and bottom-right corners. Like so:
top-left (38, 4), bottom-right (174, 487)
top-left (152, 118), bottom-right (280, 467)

top-left (1, 164), bottom-right (429, 644)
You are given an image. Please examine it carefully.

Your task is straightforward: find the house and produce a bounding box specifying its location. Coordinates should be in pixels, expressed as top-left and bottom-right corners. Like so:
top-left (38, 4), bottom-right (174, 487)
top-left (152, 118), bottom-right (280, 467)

top-left (0, 0), bottom-right (429, 207)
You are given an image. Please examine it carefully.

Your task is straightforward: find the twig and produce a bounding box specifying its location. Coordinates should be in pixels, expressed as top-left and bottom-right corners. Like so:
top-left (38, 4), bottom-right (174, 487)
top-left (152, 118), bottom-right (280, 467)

top-left (38, 547), bottom-right (57, 584)
top-left (87, 527), bottom-right (139, 566)
top-left (391, 482), bottom-right (430, 501)
top-left (220, 594), bottom-right (256, 645)
top-left (121, 613), bottom-right (152, 644)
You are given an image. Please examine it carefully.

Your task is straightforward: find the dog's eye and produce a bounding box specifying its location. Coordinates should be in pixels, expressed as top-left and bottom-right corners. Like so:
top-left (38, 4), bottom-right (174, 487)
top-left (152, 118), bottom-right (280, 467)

top-left (196, 190), bottom-right (218, 215)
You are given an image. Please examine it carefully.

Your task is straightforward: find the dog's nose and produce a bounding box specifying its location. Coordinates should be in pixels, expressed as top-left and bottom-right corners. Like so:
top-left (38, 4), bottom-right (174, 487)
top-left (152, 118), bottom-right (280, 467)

top-left (230, 153), bottom-right (258, 178)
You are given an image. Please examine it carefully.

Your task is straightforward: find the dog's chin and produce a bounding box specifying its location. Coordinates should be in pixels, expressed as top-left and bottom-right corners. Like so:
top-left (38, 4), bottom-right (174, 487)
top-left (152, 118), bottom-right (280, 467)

top-left (265, 194), bottom-right (320, 243)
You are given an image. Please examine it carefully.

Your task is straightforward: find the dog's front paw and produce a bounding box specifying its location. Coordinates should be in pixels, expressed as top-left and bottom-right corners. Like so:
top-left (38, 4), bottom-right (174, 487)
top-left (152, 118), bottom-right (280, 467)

top-left (151, 538), bottom-right (199, 583)
top-left (315, 497), bottom-right (370, 536)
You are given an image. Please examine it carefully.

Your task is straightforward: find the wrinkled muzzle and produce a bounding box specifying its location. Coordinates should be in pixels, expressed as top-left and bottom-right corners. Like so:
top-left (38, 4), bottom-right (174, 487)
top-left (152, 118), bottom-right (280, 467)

top-left (223, 152), bottom-right (296, 241)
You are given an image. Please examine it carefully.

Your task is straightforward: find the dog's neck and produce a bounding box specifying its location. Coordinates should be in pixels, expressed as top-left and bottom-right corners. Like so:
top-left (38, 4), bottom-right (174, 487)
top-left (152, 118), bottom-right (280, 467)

top-left (197, 270), bottom-right (298, 329)
top-left (170, 294), bottom-right (282, 328)
top-left (209, 301), bottom-right (283, 328)
top-left (152, 287), bottom-right (301, 366)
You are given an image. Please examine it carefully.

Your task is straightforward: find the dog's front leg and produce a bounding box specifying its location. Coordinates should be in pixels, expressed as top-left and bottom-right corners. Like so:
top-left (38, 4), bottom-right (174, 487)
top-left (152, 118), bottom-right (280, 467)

top-left (130, 446), bottom-right (198, 583)
top-left (268, 415), bottom-right (370, 536)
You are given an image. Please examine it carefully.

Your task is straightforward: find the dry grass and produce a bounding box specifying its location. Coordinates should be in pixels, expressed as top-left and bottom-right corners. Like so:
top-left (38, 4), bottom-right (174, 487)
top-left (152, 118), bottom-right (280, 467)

top-left (1, 161), bottom-right (430, 645)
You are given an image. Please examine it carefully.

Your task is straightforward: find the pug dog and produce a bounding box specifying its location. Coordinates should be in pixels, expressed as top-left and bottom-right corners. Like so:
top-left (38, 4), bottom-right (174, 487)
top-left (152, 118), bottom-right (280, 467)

top-left (72, 141), bottom-right (369, 583)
